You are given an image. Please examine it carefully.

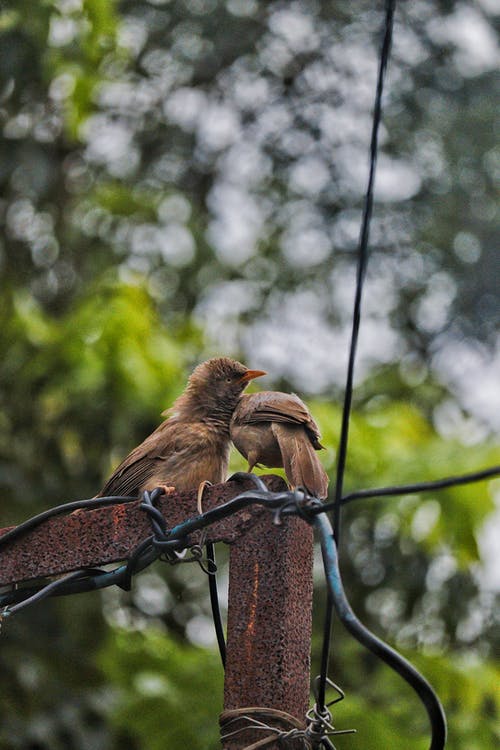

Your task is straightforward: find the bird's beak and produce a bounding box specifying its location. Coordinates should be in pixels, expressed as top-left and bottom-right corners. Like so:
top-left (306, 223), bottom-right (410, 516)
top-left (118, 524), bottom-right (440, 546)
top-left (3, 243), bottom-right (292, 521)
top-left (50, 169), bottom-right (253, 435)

top-left (239, 369), bottom-right (267, 383)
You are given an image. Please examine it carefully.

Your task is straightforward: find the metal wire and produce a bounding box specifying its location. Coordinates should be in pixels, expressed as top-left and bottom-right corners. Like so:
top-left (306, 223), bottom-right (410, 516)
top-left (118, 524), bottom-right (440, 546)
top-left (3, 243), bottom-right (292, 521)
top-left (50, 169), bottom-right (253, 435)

top-left (332, 0), bottom-right (396, 539)
top-left (327, 464), bottom-right (500, 510)
top-left (319, 0), bottom-right (396, 716)
top-left (314, 510), bottom-right (446, 750)
top-left (206, 540), bottom-right (227, 667)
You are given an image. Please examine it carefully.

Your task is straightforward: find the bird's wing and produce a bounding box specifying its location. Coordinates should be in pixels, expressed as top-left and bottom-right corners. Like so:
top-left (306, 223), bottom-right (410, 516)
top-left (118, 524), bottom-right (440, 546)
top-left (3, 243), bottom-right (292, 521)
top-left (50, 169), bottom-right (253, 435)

top-left (98, 420), bottom-right (210, 497)
top-left (235, 392), bottom-right (324, 447)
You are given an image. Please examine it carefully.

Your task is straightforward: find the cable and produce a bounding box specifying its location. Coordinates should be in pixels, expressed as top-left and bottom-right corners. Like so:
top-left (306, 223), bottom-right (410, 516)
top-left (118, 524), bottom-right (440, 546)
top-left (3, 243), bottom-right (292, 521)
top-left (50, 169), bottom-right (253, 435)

top-left (318, 0), bottom-right (396, 715)
top-left (332, 0), bottom-right (396, 540)
top-left (324, 464), bottom-right (500, 510)
top-left (315, 511), bottom-right (446, 750)
top-left (1, 569), bottom-right (105, 617)
top-left (206, 541), bottom-right (227, 667)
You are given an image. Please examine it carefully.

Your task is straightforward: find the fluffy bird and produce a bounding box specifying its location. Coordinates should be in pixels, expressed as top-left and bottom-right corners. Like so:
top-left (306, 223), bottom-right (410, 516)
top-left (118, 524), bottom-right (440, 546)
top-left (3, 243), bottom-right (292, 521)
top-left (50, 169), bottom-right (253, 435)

top-left (98, 357), bottom-right (266, 498)
top-left (230, 391), bottom-right (329, 499)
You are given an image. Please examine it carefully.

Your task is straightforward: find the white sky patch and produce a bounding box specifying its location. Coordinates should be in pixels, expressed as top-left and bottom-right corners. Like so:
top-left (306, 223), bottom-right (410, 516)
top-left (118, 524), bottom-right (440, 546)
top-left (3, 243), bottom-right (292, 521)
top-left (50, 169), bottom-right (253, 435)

top-left (98, 80), bottom-right (157, 114)
top-left (415, 272), bottom-right (457, 333)
top-left (82, 115), bottom-right (139, 177)
top-left (392, 25), bottom-right (429, 66)
top-left (356, 316), bottom-right (400, 367)
top-left (133, 672), bottom-right (169, 697)
top-left (280, 202), bottom-right (331, 267)
top-left (433, 399), bottom-right (490, 445)
top-left (157, 224), bottom-right (196, 267)
top-left (197, 102), bottom-right (241, 151)
top-left (48, 16), bottom-right (78, 47)
top-left (281, 226), bottom-right (331, 267)
top-left (254, 103), bottom-right (293, 141)
top-left (453, 231), bottom-right (482, 264)
top-left (195, 279), bottom-right (262, 352)
top-left (477, 486), bottom-right (500, 592)
top-left (289, 156), bottom-right (331, 196)
top-left (130, 223), bottom-right (195, 266)
top-left (157, 194), bottom-right (192, 224)
top-left (219, 142), bottom-right (272, 187)
top-left (432, 337), bottom-right (500, 432)
top-left (268, 8), bottom-right (319, 54)
top-left (164, 87), bottom-right (207, 131)
top-left (186, 615), bottom-right (218, 647)
top-left (427, 5), bottom-right (500, 77)
top-left (319, 105), bottom-right (371, 147)
top-left (206, 183), bottom-right (265, 265)
top-left (331, 263), bottom-right (398, 320)
top-left (232, 73), bottom-right (270, 111)
top-left (375, 155), bottom-right (422, 202)
top-left (117, 17), bottom-right (148, 57)
top-left (339, 148), bottom-right (421, 202)
top-left (237, 289), bottom-right (400, 392)
top-left (411, 500), bottom-right (441, 542)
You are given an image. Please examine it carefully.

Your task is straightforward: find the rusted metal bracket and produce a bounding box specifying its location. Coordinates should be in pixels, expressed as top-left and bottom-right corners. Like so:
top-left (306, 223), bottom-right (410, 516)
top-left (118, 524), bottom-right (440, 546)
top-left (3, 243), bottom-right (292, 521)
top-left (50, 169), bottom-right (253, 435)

top-left (0, 475), bottom-right (285, 585)
top-left (0, 474), bottom-right (314, 748)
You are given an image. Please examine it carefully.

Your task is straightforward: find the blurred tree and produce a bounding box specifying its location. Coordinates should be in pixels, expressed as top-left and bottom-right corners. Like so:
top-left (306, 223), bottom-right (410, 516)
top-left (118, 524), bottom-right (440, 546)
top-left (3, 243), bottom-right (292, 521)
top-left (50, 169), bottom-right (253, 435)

top-left (0, 1), bottom-right (499, 748)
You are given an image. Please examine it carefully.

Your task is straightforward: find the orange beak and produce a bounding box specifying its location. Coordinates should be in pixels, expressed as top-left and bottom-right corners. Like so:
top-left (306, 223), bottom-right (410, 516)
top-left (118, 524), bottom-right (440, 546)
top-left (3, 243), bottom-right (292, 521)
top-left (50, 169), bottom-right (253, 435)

top-left (239, 369), bottom-right (267, 383)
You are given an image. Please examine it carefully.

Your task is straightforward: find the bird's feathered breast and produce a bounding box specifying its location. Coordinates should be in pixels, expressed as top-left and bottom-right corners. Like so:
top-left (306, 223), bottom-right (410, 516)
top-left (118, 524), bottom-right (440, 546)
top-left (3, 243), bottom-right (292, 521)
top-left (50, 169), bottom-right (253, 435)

top-left (99, 417), bottom-right (230, 497)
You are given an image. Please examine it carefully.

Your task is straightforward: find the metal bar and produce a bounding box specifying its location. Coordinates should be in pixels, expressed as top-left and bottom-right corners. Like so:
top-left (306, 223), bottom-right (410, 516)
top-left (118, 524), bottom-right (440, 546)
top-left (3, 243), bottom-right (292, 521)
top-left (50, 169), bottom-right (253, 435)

top-left (222, 503), bottom-right (314, 749)
top-left (0, 476), bottom-right (284, 585)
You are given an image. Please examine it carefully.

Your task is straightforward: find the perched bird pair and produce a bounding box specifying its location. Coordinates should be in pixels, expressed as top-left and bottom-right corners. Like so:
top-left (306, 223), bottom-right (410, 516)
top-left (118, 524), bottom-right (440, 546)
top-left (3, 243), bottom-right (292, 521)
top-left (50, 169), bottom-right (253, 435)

top-left (98, 357), bottom-right (329, 501)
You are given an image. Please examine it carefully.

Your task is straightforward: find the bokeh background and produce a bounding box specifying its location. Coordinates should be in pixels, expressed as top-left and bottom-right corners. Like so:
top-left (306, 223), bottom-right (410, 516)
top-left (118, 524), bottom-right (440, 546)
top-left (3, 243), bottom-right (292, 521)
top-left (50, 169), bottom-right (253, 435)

top-left (1, 1), bottom-right (499, 748)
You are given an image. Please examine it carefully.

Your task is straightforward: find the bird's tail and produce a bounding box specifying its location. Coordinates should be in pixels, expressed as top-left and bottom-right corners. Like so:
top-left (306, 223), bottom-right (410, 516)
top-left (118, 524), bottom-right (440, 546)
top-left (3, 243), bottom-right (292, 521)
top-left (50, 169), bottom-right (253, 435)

top-left (272, 424), bottom-right (329, 499)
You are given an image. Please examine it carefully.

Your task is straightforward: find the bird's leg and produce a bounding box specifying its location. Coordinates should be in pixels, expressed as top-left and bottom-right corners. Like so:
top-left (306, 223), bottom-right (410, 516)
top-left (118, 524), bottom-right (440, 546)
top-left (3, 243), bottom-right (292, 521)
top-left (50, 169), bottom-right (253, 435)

top-left (189, 480), bottom-right (212, 552)
top-left (247, 450), bottom-right (259, 474)
top-left (197, 480), bottom-right (212, 514)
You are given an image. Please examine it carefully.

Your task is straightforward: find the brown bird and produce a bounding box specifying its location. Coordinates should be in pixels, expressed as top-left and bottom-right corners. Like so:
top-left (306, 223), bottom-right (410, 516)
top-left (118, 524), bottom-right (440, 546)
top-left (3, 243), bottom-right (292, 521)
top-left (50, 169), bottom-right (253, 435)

top-left (230, 391), bottom-right (329, 499)
top-left (98, 357), bottom-right (266, 498)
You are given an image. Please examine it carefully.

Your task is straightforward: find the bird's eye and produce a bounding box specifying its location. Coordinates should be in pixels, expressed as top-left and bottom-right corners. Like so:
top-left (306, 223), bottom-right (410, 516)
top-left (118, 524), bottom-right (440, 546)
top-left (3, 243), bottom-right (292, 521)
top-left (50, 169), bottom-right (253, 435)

top-left (225, 377), bottom-right (232, 383)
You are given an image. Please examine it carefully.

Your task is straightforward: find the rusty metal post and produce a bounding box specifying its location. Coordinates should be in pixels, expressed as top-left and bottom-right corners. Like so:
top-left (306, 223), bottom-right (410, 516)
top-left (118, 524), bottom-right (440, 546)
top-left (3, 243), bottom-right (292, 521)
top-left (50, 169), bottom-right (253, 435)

top-left (222, 498), bottom-right (314, 748)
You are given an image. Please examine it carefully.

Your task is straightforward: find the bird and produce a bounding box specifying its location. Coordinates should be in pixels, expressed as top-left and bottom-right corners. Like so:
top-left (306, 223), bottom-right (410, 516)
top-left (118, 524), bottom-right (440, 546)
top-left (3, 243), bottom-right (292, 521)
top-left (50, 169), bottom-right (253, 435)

top-left (230, 391), bottom-right (329, 499)
top-left (97, 357), bottom-right (266, 499)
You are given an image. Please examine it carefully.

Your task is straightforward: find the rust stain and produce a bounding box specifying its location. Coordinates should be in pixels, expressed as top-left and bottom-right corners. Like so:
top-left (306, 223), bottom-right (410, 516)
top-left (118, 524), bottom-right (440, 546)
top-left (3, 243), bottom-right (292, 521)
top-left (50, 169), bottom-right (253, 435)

top-left (111, 504), bottom-right (126, 539)
top-left (244, 561), bottom-right (259, 661)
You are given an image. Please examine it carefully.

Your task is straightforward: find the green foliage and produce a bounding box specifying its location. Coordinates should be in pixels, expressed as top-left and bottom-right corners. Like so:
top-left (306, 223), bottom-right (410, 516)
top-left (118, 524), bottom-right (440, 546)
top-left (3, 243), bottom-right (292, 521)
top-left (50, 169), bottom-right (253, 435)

top-left (249, 398), bottom-right (498, 563)
top-left (0, 279), bottom-right (201, 515)
top-left (333, 651), bottom-right (500, 750)
top-left (99, 628), bottom-right (223, 750)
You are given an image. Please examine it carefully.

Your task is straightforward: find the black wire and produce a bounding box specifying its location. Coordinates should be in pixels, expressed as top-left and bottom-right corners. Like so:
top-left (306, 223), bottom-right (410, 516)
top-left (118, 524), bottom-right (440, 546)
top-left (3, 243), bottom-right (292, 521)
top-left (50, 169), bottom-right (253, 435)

top-left (206, 541), bottom-right (227, 667)
top-left (333, 0), bottom-right (396, 540)
top-left (1, 569), bottom-right (104, 617)
top-left (318, 0), bottom-right (396, 714)
top-left (0, 495), bottom-right (137, 550)
top-left (315, 512), bottom-right (446, 750)
top-left (0, 538), bottom-right (162, 612)
top-left (321, 464), bottom-right (500, 510)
